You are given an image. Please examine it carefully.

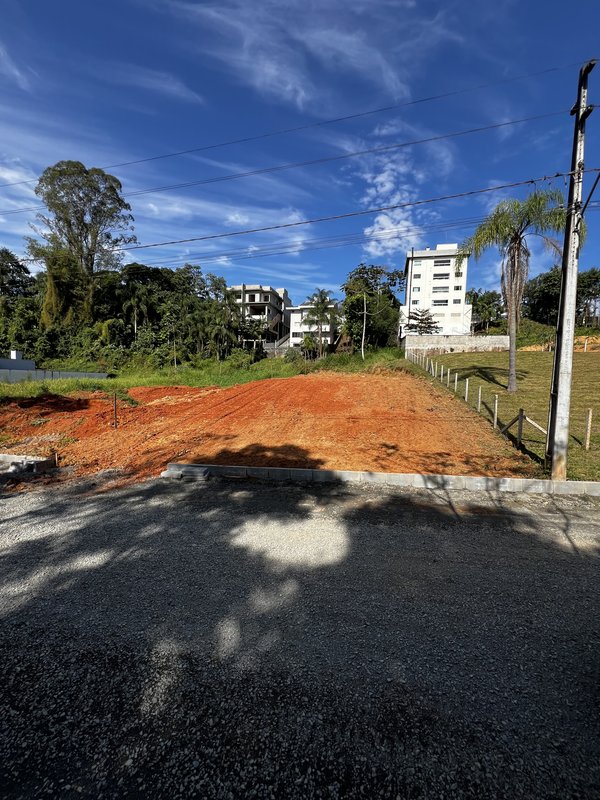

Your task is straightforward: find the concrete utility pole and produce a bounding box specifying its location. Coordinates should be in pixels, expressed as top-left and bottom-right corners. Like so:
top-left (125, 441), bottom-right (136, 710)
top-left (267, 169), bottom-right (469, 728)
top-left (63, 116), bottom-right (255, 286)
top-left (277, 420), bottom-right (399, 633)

top-left (546, 60), bottom-right (596, 480)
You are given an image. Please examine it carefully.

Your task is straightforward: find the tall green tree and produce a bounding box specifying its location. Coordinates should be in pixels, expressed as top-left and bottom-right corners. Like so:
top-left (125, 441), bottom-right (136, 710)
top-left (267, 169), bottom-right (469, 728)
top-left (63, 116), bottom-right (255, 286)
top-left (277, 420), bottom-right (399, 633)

top-left (29, 161), bottom-right (136, 277)
top-left (466, 288), bottom-right (503, 331)
top-left (342, 264), bottom-right (404, 357)
top-left (461, 190), bottom-right (566, 392)
top-left (303, 288), bottom-right (337, 357)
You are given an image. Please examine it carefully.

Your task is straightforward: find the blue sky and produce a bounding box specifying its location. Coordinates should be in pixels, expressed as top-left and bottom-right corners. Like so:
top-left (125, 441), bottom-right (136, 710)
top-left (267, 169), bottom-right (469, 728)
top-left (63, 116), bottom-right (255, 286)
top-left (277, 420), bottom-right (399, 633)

top-left (0, 0), bottom-right (599, 305)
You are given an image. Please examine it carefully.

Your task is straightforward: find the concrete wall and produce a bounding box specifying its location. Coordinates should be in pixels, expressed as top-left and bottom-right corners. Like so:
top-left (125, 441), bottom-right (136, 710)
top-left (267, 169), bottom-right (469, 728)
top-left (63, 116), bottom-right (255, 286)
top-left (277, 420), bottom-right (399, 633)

top-left (403, 334), bottom-right (509, 355)
top-left (0, 369), bottom-right (108, 384)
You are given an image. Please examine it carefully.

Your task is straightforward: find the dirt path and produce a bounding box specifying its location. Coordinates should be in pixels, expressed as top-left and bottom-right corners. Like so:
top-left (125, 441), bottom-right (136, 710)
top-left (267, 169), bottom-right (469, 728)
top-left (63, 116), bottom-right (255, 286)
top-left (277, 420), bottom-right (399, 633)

top-left (0, 372), bottom-right (536, 483)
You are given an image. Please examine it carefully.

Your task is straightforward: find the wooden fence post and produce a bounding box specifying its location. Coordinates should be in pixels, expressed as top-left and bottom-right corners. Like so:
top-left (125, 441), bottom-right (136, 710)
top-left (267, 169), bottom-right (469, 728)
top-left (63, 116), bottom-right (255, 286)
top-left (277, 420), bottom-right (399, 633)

top-left (477, 385), bottom-right (482, 413)
top-left (493, 394), bottom-right (498, 429)
top-left (434, 361), bottom-right (438, 378)
top-left (440, 365), bottom-right (444, 381)
top-left (585, 408), bottom-right (593, 451)
top-left (517, 408), bottom-right (524, 447)
top-left (454, 373), bottom-right (458, 393)
top-left (446, 369), bottom-right (450, 388)
top-left (464, 378), bottom-right (469, 403)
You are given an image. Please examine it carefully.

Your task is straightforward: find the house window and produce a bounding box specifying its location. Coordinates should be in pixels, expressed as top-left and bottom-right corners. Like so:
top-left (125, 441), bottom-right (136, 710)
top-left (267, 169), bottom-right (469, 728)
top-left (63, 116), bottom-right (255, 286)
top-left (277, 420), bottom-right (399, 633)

top-left (432, 286), bottom-right (448, 293)
top-left (455, 271), bottom-right (463, 278)
top-left (454, 285), bottom-right (462, 291)
top-left (234, 293), bottom-right (242, 300)
top-left (434, 258), bottom-right (452, 267)
top-left (248, 294), bottom-right (256, 302)
top-left (413, 287), bottom-right (420, 293)
top-left (292, 332), bottom-right (303, 338)
top-left (263, 294), bottom-right (270, 302)
top-left (433, 273), bottom-right (450, 280)
top-left (451, 313), bottom-right (461, 318)
top-left (413, 273), bottom-right (421, 279)
top-left (433, 299), bottom-right (448, 306)
top-left (413, 260), bottom-right (422, 266)
top-left (411, 300), bottom-right (419, 306)
top-left (453, 298), bottom-right (461, 304)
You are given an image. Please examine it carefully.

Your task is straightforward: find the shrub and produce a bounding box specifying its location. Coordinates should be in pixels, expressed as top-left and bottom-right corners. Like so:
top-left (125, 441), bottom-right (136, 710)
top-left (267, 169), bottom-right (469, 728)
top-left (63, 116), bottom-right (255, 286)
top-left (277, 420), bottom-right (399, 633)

top-left (284, 347), bottom-right (304, 363)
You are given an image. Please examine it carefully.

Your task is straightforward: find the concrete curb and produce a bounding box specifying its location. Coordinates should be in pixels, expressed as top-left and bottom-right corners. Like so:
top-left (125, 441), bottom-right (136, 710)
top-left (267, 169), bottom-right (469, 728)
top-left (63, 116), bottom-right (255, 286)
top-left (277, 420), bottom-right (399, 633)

top-left (160, 463), bottom-right (600, 496)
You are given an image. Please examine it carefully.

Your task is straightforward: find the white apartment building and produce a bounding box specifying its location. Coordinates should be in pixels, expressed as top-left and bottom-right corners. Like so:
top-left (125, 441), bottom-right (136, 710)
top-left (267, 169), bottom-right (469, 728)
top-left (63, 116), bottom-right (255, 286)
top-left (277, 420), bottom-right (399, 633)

top-left (229, 284), bottom-right (292, 342)
top-left (399, 243), bottom-right (472, 335)
top-left (289, 303), bottom-right (339, 349)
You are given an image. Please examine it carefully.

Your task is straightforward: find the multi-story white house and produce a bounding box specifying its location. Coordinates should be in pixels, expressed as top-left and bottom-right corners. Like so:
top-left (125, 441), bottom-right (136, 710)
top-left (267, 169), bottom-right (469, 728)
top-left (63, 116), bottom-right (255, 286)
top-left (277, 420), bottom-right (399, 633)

top-left (399, 243), bottom-right (472, 335)
top-left (229, 284), bottom-right (292, 343)
top-left (289, 303), bottom-right (340, 350)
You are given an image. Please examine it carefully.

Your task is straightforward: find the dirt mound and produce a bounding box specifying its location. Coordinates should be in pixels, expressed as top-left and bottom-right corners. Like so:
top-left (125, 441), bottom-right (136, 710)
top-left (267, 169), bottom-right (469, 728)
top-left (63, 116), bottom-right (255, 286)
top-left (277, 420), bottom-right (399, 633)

top-left (0, 373), bottom-right (535, 486)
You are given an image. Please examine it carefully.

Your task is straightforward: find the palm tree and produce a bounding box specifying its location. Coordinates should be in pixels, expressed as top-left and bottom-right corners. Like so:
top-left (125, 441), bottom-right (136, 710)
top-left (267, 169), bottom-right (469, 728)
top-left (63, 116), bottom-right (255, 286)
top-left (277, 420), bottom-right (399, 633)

top-left (461, 190), bottom-right (566, 392)
top-left (303, 288), bottom-right (337, 358)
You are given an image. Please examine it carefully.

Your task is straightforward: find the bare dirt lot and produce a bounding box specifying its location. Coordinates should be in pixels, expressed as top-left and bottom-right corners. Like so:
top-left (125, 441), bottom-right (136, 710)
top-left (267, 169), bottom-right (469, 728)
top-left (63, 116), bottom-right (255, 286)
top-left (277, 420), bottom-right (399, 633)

top-left (0, 372), bottom-right (536, 484)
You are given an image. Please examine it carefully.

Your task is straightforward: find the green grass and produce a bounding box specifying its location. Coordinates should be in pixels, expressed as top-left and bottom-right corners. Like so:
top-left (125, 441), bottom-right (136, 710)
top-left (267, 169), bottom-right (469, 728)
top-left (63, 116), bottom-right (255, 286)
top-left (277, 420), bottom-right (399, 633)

top-left (0, 348), bottom-right (406, 402)
top-left (408, 351), bottom-right (600, 482)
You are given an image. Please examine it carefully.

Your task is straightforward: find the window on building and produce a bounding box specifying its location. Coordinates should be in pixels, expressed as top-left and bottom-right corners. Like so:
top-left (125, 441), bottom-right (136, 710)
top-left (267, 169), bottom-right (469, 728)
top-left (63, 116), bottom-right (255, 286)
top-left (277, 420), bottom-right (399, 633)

top-left (413, 260), bottom-right (422, 266)
top-left (434, 258), bottom-right (452, 267)
top-left (453, 298), bottom-right (461, 304)
top-left (292, 332), bottom-right (303, 338)
top-left (234, 293), bottom-right (242, 300)
top-left (454, 285), bottom-right (462, 291)
top-left (432, 286), bottom-right (448, 293)
top-left (433, 273), bottom-right (450, 280)
top-left (451, 313), bottom-right (461, 318)
top-left (413, 273), bottom-right (421, 279)
top-left (248, 294), bottom-right (256, 302)
top-left (263, 294), bottom-right (270, 302)
top-left (455, 271), bottom-right (463, 278)
top-left (411, 300), bottom-right (419, 306)
top-left (413, 287), bottom-right (420, 293)
top-left (433, 299), bottom-right (448, 306)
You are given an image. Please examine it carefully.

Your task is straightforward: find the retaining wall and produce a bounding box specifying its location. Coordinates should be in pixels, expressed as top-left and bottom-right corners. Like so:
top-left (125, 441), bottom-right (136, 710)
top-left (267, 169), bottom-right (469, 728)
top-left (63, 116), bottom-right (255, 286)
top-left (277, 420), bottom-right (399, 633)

top-left (403, 334), bottom-right (509, 355)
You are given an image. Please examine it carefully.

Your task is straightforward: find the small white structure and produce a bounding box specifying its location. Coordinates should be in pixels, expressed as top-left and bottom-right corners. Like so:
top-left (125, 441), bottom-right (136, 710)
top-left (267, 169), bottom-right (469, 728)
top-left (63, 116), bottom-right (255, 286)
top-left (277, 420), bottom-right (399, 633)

top-left (399, 243), bottom-right (472, 335)
top-left (289, 303), bottom-right (339, 349)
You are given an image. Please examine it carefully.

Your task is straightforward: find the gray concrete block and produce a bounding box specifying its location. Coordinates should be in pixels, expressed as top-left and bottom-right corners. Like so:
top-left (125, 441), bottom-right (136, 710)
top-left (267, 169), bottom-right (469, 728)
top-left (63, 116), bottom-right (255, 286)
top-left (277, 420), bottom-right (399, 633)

top-left (289, 468), bottom-right (314, 482)
top-left (517, 479), bottom-right (553, 494)
top-left (310, 469), bottom-right (339, 483)
top-left (268, 468), bottom-right (292, 480)
top-left (246, 466), bottom-right (270, 479)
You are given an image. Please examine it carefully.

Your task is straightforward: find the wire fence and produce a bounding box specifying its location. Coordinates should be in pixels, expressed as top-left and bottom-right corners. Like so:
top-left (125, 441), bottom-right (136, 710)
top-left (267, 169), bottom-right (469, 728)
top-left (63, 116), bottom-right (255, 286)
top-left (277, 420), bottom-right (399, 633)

top-left (405, 350), bottom-right (595, 455)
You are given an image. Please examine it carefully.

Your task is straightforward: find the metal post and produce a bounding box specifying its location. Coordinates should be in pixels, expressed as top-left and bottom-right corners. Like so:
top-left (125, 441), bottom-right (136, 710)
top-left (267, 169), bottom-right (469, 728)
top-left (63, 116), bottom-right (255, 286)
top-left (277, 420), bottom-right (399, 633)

top-left (464, 378), bottom-right (469, 403)
top-left (517, 408), bottom-right (524, 447)
top-left (547, 60), bottom-right (596, 480)
top-left (440, 365), bottom-right (444, 381)
top-left (446, 369), bottom-right (450, 388)
top-left (585, 408), bottom-right (593, 451)
top-left (454, 373), bottom-right (458, 393)
top-left (493, 394), bottom-right (498, 429)
top-left (477, 385), bottom-right (482, 413)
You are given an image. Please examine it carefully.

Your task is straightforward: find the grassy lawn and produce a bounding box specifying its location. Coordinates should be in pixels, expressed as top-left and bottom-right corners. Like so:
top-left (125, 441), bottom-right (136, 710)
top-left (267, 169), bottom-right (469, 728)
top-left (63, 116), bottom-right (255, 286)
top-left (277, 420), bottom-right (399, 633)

top-left (409, 351), bottom-right (600, 482)
top-left (0, 348), bottom-right (406, 402)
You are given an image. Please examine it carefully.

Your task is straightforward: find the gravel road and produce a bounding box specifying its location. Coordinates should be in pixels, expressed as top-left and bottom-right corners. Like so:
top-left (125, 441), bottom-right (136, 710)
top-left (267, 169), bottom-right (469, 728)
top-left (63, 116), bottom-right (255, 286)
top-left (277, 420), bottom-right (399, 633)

top-left (1, 477), bottom-right (599, 798)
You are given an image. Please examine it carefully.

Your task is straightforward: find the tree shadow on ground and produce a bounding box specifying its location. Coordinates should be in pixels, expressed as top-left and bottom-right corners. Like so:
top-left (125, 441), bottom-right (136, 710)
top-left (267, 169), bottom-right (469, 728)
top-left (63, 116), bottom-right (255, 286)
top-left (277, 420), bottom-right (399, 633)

top-left (0, 453), bottom-right (599, 798)
top-left (0, 394), bottom-right (91, 414)
top-left (457, 365), bottom-right (528, 389)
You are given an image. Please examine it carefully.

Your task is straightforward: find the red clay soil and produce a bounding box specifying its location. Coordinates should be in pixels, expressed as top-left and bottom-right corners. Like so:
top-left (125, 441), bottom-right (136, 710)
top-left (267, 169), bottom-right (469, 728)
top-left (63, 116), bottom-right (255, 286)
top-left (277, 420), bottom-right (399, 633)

top-left (0, 372), bottom-right (536, 485)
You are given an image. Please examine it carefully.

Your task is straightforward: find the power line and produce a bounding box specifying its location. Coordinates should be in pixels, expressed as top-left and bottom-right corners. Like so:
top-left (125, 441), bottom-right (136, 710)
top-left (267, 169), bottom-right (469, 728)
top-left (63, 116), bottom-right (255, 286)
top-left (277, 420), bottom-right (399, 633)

top-left (0, 59), bottom-right (587, 191)
top-left (116, 169), bottom-right (600, 254)
top-left (0, 111), bottom-right (570, 217)
top-left (139, 215), bottom-right (492, 267)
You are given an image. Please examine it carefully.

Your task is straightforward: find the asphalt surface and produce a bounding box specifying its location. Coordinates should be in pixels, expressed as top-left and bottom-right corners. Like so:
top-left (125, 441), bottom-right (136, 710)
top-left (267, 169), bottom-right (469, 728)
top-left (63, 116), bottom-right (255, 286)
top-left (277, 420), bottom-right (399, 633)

top-left (1, 476), bottom-right (599, 798)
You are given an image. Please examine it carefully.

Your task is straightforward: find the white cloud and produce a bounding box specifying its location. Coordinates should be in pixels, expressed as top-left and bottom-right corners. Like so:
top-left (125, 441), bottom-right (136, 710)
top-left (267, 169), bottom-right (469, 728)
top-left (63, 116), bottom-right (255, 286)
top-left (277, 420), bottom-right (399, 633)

top-left (0, 42), bottom-right (31, 92)
top-left (99, 62), bottom-right (203, 104)
top-left (159, 0), bottom-right (461, 111)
